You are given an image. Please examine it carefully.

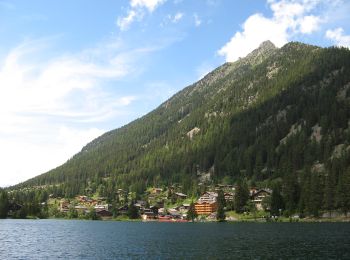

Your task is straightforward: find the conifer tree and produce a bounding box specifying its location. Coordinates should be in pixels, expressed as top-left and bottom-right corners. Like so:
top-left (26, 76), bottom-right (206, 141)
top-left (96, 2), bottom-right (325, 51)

top-left (308, 173), bottom-right (323, 217)
top-left (186, 202), bottom-right (198, 222)
top-left (234, 179), bottom-right (249, 213)
top-left (270, 184), bottom-right (284, 216)
top-left (216, 190), bottom-right (226, 222)
top-left (127, 202), bottom-right (139, 219)
top-left (336, 169), bottom-right (350, 215)
top-left (323, 172), bottom-right (336, 216)
top-left (0, 189), bottom-right (9, 218)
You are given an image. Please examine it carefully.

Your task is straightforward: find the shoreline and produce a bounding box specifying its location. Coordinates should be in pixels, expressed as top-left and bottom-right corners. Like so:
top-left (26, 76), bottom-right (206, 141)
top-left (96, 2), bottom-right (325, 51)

top-left (3, 216), bottom-right (350, 223)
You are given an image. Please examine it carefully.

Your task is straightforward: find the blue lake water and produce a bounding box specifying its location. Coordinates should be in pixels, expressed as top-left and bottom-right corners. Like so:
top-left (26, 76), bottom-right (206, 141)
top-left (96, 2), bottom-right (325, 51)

top-left (1, 219), bottom-right (350, 259)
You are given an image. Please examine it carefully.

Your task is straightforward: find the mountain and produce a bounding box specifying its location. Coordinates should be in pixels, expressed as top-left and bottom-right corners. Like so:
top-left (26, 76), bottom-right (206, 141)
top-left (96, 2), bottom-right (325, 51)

top-left (12, 41), bottom-right (350, 210)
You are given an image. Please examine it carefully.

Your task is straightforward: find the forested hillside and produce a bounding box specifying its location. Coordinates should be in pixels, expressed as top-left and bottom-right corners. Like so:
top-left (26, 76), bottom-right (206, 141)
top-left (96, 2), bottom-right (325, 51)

top-left (11, 41), bottom-right (350, 215)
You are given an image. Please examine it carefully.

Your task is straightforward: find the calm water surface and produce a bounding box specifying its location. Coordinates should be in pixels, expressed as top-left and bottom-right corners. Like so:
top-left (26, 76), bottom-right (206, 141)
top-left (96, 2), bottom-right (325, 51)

top-left (1, 219), bottom-right (350, 259)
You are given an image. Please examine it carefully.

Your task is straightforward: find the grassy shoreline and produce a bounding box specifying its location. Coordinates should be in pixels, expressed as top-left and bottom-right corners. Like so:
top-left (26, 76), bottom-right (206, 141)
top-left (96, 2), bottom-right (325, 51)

top-left (5, 216), bottom-right (349, 223)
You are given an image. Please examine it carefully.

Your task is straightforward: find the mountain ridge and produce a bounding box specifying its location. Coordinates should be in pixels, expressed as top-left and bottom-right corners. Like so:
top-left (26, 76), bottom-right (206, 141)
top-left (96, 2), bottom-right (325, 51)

top-left (11, 41), bottom-right (350, 217)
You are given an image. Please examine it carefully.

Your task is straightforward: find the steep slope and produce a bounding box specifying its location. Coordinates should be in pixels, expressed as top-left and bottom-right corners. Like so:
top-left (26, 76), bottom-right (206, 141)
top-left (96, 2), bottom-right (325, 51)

top-left (13, 41), bottom-right (350, 201)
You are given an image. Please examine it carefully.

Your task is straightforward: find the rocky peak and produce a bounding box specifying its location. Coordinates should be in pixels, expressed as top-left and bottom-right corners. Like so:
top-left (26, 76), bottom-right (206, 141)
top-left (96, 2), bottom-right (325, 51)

top-left (258, 40), bottom-right (276, 51)
top-left (244, 40), bottom-right (277, 66)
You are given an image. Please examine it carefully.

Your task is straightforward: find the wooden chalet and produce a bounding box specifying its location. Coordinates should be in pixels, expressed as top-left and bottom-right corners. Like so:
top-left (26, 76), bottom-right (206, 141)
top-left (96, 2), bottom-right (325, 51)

top-left (96, 209), bottom-right (113, 218)
top-left (198, 192), bottom-right (218, 203)
top-left (194, 201), bottom-right (217, 215)
top-left (141, 209), bottom-right (157, 220)
top-left (174, 192), bottom-right (187, 199)
top-left (251, 189), bottom-right (272, 210)
top-left (118, 205), bottom-right (129, 215)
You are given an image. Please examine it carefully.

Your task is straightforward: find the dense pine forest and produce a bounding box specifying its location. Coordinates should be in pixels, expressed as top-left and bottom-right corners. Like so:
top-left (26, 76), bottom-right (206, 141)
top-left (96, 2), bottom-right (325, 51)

top-left (5, 41), bottom-right (350, 218)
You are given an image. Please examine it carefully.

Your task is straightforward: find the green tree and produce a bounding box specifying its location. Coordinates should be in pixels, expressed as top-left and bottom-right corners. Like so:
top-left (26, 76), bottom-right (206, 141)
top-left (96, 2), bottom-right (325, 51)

top-left (0, 189), bottom-right (9, 218)
top-left (86, 208), bottom-right (99, 220)
top-left (67, 207), bottom-right (78, 219)
top-left (234, 179), bottom-right (249, 213)
top-left (323, 172), bottom-right (336, 217)
top-left (283, 170), bottom-right (300, 215)
top-left (127, 202), bottom-right (139, 219)
top-left (247, 200), bottom-right (257, 220)
top-left (336, 169), bottom-right (350, 215)
top-left (186, 202), bottom-right (198, 222)
top-left (216, 190), bottom-right (226, 222)
top-left (270, 184), bottom-right (284, 216)
top-left (307, 173), bottom-right (323, 217)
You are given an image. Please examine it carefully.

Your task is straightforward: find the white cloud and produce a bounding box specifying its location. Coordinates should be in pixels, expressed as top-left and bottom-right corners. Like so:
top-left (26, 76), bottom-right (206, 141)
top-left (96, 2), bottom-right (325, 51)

top-left (299, 15), bottom-right (321, 34)
top-left (0, 38), bottom-right (149, 187)
top-left (117, 0), bottom-right (166, 30)
top-left (194, 13), bottom-right (202, 27)
top-left (116, 10), bottom-right (137, 31)
top-left (0, 126), bottom-right (104, 187)
top-left (326, 27), bottom-right (350, 48)
top-left (218, 0), bottom-right (326, 62)
top-left (131, 0), bottom-right (166, 12)
top-left (172, 12), bottom-right (184, 23)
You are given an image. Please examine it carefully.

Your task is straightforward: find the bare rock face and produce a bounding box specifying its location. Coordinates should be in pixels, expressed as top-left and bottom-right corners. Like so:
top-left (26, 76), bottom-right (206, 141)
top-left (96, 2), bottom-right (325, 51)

top-left (244, 40), bottom-right (277, 66)
top-left (186, 127), bottom-right (200, 140)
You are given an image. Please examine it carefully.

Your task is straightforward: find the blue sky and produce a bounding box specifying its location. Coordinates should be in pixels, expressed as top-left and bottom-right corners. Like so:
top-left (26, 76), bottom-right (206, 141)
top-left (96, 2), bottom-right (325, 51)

top-left (0, 0), bottom-right (349, 187)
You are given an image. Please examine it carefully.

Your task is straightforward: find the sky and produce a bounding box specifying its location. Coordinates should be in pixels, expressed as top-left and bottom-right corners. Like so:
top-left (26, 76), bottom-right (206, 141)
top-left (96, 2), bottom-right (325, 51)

top-left (0, 0), bottom-right (349, 187)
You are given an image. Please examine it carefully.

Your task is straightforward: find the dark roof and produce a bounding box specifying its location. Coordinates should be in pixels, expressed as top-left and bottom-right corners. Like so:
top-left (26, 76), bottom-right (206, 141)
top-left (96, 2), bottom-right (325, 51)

top-left (251, 189), bottom-right (272, 197)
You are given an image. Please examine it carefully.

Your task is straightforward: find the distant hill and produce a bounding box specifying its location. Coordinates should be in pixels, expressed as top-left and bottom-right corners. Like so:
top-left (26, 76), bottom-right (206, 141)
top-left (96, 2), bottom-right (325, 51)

top-left (12, 41), bottom-right (350, 213)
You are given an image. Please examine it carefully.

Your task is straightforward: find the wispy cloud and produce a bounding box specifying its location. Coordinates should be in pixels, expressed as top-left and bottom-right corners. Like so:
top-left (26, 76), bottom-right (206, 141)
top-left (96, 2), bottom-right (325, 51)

top-left (117, 10), bottom-right (138, 31)
top-left (172, 12), bottom-right (184, 23)
top-left (117, 0), bottom-right (166, 31)
top-left (131, 0), bottom-right (166, 12)
top-left (326, 27), bottom-right (350, 48)
top-left (0, 37), bottom-right (156, 186)
top-left (193, 13), bottom-right (202, 27)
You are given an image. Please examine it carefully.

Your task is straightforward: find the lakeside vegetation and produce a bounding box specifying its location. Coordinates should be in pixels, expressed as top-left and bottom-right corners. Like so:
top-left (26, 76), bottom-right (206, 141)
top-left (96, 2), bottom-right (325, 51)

top-left (1, 181), bottom-right (350, 222)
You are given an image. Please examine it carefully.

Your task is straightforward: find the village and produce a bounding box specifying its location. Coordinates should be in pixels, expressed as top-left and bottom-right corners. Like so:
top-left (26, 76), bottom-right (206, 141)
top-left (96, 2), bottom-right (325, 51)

top-left (56, 185), bottom-right (272, 222)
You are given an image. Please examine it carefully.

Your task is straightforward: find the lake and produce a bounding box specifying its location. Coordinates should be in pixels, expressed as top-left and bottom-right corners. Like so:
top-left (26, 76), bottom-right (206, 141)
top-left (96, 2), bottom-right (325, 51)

top-left (1, 219), bottom-right (350, 259)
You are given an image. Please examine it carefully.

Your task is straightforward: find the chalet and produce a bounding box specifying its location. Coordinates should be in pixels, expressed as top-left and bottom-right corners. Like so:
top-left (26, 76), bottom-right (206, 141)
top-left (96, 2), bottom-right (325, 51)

top-left (224, 192), bottom-right (234, 202)
top-left (182, 203), bottom-right (190, 210)
top-left (134, 200), bottom-right (147, 209)
top-left (168, 208), bottom-right (181, 219)
top-left (77, 195), bottom-right (89, 202)
top-left (75, 205), bottom-right (88, 213)
top-left (198, 192), bottom-right (218, 203)
top-left (215, 184), bottom-right (234, 192)
top-left (141, 209), bottom-right (156, 220)
top-left (96, 209), bottom-right (113, 218)
top-left (94, 204), bottom-right (109, 211)
top-left (249, 188), bottom-right (259, 196)
top-left (251, 189), bottom-right (272, 210)
top-left (174, 192), bottom-right (187, 199)
top-left (177, 203), bottom-right (190, 213)
top-left (150, 205), bottom-right (159, 214)
top-left (118, 205), bottom-right (129, 215)
top-left (59, 200), bottom-right (70, 212)
top-left (194, 201), bottom-right (217, 215)
top-left (207, 212), bottom-right (217, 220)
top-left (158, 207), bottom-right (165, 214)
